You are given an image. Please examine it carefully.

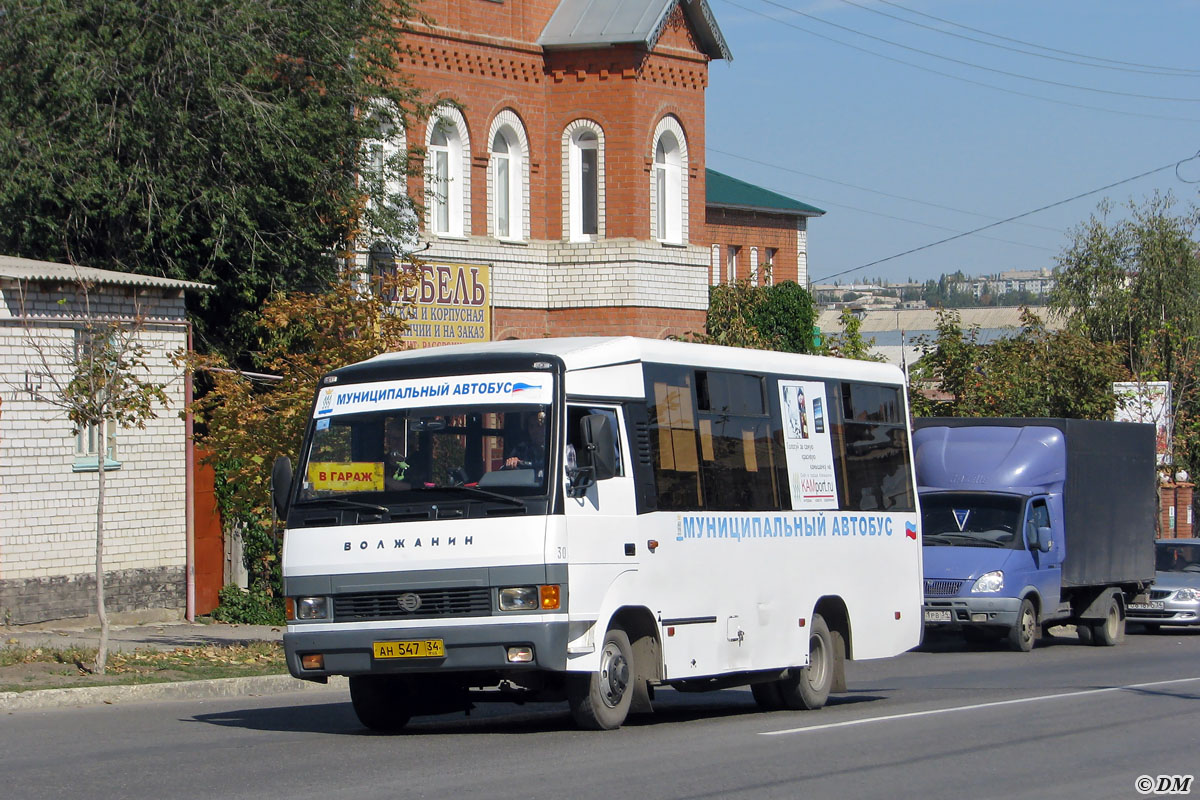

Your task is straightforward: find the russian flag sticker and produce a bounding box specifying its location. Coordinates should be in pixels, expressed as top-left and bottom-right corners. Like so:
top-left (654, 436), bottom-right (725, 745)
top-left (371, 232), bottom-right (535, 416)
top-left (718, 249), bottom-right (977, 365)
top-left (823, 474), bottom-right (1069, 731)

top-left (905, 521), bottom-right (918, 540)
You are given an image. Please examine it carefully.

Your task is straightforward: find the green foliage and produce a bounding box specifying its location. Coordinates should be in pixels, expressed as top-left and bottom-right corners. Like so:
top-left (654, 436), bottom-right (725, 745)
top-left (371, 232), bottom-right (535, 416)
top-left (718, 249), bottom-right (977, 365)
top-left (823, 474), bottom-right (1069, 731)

top-left (0, 0), bottom-right (422, 360)
top-left (818, 308), bottom-right (886, 362)
top-left (1051, 194), bottom-right (1200, 476)
top-left (209, 585), bottom-right (286, 626)
top-left (701, 279), bottom-right (818, 353)
top-left (909, 308), bottom-right (1127, 419)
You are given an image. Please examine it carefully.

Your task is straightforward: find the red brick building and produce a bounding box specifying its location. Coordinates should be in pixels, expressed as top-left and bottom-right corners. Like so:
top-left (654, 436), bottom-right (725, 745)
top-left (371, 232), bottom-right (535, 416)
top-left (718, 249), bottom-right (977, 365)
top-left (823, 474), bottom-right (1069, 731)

top-left (370, 0), bottom-right (818, 341)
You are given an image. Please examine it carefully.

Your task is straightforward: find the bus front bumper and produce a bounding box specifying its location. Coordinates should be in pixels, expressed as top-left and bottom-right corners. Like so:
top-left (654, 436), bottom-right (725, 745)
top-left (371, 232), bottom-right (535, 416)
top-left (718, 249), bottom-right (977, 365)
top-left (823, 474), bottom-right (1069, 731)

top-left (284, 619), bottom-right (570, 680)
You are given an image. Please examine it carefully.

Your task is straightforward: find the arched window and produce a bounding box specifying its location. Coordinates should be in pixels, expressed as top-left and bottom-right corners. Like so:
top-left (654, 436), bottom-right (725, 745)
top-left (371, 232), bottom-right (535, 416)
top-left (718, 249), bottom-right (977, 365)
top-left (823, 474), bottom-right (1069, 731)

top-left (426, 105), bottom-right (469, 237)
top-left (564, 121), bottom-right (604, 241)
top-left (651, 117), bottom-right (688, 245)
top-left (488, 111), bottom-right (528, 241)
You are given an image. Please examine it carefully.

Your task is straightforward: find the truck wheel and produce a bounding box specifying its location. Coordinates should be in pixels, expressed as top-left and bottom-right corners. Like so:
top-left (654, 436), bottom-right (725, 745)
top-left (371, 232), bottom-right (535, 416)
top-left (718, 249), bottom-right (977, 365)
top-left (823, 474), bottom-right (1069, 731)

top-left (777, 614), bottom-right (834, 710)
top-left (1008, 599), bottom-right (1037, 652)
top-left (1089, 596), bottom-right (1124, 646)
top-left (349, 675), bottom-right (413, 732)
top-left (567, 627), bottom-right (634, 730)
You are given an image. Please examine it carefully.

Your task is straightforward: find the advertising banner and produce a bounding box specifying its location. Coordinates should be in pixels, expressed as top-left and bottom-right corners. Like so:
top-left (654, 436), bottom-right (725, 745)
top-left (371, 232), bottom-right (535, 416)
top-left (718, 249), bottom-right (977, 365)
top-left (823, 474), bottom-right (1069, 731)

top-left (397, 262), bottom-right (491, 347)
top-left (1113, 380), bottom-right (1172, 464)
top-left (778, 380), bottom-right (839, 509)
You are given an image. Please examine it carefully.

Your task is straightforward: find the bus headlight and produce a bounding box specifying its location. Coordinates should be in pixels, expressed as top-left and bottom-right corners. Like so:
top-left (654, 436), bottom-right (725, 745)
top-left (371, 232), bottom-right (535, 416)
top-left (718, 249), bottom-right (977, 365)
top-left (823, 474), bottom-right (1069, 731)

top-left (971, 571), bottom-right (1004, 593)
top-left (294, 596), bottom-right (330, 620)
top-left (499, 587), bottom-right (540, 611)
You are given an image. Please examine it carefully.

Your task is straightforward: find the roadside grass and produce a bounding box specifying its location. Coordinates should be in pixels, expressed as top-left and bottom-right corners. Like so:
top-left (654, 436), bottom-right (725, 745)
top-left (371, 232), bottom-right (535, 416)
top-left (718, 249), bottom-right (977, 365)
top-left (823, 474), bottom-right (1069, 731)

top-left (0, 641), bottom-right (287, 693)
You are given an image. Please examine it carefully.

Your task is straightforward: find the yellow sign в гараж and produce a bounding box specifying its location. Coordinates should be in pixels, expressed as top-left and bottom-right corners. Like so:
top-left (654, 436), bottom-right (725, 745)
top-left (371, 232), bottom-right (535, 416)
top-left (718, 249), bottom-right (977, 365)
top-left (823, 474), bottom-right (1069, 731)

top-left (308, 462), bottom-right (384, 492)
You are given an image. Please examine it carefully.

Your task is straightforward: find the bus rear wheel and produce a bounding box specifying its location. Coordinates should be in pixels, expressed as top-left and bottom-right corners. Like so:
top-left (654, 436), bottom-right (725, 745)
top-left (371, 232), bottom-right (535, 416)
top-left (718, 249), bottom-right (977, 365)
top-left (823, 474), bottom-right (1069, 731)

top-left (567, 627), bottom-right (634, 730)
top-left (777, 614), bottom-right (833, 711)
top-left (349, 675), bottom-right (413, 733)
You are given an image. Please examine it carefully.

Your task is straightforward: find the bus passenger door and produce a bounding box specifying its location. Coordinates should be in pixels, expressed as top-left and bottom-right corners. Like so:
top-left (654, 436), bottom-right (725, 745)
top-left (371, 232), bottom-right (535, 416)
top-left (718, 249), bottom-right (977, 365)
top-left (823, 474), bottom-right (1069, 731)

top-left (563, 405), bottom-right (639, 640)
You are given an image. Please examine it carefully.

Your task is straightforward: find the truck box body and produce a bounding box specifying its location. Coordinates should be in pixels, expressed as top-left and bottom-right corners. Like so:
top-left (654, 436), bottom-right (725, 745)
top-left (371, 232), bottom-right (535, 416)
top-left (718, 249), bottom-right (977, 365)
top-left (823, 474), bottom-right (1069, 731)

top-left (914, 418), bottom-right (1156, 588)
top-left (913, 417), bottom-right (1156, 650)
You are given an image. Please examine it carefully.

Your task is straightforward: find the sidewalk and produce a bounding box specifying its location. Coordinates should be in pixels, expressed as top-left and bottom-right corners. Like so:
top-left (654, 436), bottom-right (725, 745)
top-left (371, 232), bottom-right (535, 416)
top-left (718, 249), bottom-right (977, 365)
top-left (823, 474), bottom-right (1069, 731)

top-left (0, 613), bottom-right (347, 712)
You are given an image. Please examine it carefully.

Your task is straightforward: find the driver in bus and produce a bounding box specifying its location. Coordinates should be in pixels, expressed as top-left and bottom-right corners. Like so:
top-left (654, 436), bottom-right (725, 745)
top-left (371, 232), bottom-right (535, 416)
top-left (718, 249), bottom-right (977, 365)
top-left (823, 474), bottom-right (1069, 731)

top-left (504, 411), bottom-right (546, 473)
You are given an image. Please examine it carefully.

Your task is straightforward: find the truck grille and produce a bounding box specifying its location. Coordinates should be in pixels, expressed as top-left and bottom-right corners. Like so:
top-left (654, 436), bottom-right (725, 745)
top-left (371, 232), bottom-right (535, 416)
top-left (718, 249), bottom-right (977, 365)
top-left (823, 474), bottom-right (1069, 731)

top-left (924, 579), bottom-right (965, 597)
top-left (334, 588), bottom-right (492, 622)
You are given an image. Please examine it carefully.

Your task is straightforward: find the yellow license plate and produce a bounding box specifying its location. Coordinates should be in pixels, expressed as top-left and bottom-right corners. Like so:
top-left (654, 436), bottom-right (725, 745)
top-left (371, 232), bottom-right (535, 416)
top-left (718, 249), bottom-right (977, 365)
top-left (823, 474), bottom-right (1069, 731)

top-left (372, 639), bottom-right (445, 659)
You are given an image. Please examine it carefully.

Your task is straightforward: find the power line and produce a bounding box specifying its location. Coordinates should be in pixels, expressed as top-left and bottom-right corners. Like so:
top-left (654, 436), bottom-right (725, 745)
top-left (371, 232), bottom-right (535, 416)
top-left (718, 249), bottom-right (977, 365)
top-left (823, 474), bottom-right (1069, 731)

top-left (751, 0), bottom-right (1200, 102)
top-left (876, 0), bottom-right (1200, 76)
top-left (708, 147), bottom-right (1063, 233)
top-left (837, 0), bottom-right (1200, 78)
top-left (811, 158), bottom-right (1182, 283)
top-left (715, 0), bottom-right (1200, 123)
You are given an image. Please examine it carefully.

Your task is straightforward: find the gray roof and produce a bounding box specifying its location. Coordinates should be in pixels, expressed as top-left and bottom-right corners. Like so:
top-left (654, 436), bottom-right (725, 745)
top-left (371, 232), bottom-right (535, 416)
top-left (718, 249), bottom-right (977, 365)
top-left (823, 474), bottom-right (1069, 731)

top-left (539, 0), bottom-right (731, 61)
top-left (0, 255), bottom-right (212, 292)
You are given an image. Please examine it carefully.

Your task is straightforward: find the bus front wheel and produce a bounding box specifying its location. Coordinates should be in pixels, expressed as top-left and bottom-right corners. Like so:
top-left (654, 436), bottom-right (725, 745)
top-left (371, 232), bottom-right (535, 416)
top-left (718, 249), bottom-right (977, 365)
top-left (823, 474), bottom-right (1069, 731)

top-left (568, 627), bottom-right (634, 730)
top-left (349, 675), bottom-right (413, 733)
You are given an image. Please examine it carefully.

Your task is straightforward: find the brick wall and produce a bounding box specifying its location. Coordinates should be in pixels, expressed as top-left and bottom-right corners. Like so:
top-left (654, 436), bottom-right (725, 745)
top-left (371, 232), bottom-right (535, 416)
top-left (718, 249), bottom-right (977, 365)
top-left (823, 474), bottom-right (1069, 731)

top-left (703, 208), bottom-right (808, 286)
top-left (0, 280), bottom-right (190, 623)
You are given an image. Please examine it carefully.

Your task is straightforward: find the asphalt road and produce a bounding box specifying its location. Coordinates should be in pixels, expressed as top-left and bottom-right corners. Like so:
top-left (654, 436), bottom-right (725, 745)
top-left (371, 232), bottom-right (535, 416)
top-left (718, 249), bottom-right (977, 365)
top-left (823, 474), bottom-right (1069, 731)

top-left (4, 626), bottom-right (1198, 800)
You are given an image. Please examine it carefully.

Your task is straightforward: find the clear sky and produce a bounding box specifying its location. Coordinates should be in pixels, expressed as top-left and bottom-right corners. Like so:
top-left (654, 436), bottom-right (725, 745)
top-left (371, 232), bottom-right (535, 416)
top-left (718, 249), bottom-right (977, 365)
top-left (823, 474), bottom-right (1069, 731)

top-left (703, 0), bottom-right (1200, 286)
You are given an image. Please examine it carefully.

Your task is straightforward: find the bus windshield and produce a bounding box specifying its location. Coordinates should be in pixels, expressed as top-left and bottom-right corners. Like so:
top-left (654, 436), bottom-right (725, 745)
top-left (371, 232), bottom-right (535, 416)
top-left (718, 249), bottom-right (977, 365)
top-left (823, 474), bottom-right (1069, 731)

top-left (298, 404), bottom-right (551, 501)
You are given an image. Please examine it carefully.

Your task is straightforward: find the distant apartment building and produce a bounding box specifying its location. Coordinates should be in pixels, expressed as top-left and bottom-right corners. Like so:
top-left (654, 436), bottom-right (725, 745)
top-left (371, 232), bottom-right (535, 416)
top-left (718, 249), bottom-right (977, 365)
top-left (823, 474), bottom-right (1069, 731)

top-left (953, 269), bottom-right (1055, 299)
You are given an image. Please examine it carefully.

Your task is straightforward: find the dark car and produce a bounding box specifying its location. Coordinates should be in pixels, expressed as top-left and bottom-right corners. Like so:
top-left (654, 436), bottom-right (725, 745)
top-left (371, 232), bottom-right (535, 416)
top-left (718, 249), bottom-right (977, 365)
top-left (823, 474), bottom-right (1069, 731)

top-left (1127, 538), bottom-right (1200, 630)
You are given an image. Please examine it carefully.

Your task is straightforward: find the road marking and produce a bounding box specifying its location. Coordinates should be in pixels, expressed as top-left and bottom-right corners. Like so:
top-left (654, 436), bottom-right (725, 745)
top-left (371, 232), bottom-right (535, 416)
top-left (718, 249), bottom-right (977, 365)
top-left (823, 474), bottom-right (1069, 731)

top-left (760, 675), bottom-right (1200, 736)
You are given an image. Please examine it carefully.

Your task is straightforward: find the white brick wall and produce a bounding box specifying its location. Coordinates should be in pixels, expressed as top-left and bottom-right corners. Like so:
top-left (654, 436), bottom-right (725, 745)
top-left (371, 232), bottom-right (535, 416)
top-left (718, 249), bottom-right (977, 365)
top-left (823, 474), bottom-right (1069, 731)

top-left (0, 281), bottom-right (189, 582)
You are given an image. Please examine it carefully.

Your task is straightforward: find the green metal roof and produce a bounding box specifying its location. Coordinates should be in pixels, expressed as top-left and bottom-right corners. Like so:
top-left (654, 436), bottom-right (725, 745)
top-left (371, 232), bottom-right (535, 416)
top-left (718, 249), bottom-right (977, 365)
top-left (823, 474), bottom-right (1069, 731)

top-left (706, 169), bottom-right (824, 217)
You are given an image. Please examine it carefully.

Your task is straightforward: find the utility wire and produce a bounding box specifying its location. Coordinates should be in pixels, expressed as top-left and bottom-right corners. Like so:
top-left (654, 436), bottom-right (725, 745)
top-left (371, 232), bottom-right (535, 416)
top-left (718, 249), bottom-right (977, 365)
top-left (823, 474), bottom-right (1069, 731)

top-left (716, 0), bottom-right (1200, 123)
top-left (837, 0), bottom-right (1200, 78)
top-left (811, 158), bottom-right (1181, 283)
top-left (876, 0), bottom-right (1200, 76)
top-left (751, 0), bottom-right (1200, 102)
top-left (709, 147), bottom-right (1063, 233)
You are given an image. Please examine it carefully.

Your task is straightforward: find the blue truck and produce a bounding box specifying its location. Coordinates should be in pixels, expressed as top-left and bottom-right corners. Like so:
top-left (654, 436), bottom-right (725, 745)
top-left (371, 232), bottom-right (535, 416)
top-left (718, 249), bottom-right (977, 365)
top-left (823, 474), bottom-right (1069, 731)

top-left (914, 418), bottom-right (1157, 651)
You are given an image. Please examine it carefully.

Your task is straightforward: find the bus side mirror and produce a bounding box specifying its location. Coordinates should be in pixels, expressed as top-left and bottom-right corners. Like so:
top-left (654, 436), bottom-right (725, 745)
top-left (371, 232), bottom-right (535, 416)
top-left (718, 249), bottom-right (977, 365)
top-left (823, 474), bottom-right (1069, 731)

top-left (567, 414), bottom-right (617, 498)
top-left (272, 456), bottom-right (293, 519)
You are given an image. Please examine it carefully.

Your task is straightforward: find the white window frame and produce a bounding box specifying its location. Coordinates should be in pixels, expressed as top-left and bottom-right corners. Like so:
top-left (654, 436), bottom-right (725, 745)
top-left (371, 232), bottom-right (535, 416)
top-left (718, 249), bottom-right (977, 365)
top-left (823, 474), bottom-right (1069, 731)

top-left (651, 116), bottom-right (687, 245)
top-left (564, 120), bottom-right (604, 242)
top-left (426, 105), bottom-right (470, 238)
top-left (488, 110), bottom-right (529, 241)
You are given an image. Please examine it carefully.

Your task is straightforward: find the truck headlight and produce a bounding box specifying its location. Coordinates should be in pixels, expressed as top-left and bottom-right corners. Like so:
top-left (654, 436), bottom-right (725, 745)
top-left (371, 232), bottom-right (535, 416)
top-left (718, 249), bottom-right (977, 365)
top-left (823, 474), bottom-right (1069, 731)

top-left (971, 571), bottom-right (1004, 593)
top-left (1174, 587), bottom-right (1200, 602)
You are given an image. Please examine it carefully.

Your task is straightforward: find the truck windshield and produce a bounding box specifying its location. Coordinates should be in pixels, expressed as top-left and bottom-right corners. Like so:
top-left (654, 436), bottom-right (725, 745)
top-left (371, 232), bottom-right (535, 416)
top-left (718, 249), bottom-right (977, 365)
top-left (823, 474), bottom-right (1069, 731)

top-left (297, 403), bottom-right (551, 503)
top-left (921, 494), bottom-right (1023, 549)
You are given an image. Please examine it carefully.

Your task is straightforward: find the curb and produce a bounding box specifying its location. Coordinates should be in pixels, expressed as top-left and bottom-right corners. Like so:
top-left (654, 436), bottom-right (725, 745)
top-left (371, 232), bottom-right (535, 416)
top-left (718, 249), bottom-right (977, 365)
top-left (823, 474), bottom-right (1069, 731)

top-left (0, 674), bottom-right (348, 712)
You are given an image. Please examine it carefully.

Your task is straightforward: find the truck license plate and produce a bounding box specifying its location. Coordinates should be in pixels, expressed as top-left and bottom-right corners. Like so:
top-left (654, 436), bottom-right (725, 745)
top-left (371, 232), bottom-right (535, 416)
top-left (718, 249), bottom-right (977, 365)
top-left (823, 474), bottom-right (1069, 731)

top-left (924, 609), bottom-right (952, 623)
top-left (372, 639), bottom-right (445, 659)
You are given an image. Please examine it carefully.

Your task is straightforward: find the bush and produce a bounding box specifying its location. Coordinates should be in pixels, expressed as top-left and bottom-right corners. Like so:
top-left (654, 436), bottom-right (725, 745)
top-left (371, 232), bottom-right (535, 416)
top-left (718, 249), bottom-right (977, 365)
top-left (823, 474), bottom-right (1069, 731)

top-left (210, 585), bottom-right (286, 626)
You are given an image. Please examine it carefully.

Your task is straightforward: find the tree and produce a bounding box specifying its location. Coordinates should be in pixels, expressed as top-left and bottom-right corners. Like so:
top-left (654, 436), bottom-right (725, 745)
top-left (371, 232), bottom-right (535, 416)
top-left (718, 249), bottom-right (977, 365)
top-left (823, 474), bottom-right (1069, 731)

top-left (18, 277), bottom-right (172, 673)
top-left (1050, 194), bottom-right (1200, 473)
top-left (909, 308), bottom-right (1127, 420)
top-left (701, 278), bottom-right (819, 353)
top-left (819, 308), bottom-right (885, 362)
top-left (0, 0), bottom-right (423, 360)
top-left (192, 269), bottom-right (417, 606)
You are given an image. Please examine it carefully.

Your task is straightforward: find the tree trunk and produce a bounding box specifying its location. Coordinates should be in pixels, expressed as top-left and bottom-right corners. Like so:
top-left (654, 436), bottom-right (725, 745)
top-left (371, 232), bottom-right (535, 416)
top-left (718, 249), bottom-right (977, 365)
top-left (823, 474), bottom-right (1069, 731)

top-left (95, 423), bottom-right (110, 675)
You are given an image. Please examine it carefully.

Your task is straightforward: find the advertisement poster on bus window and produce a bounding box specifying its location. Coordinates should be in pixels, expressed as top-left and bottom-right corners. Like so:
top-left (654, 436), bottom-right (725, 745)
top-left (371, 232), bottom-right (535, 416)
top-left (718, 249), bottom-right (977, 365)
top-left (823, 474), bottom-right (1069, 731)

top-left (778, 380), bottom-right (839, 510)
